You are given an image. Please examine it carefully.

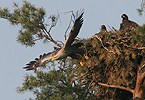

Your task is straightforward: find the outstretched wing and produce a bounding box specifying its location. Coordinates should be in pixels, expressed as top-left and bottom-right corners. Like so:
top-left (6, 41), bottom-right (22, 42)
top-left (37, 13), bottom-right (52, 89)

top-left (23, 51), bottom-right (57, 71)
top-left (64, 13), bottom-right (84, 48)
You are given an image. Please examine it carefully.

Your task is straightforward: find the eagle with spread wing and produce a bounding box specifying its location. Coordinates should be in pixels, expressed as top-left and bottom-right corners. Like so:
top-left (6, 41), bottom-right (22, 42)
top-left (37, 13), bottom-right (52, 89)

top-left (119, 14), bottom-right (139, 31)
top-left (23, 13), bottom-right (84, 71)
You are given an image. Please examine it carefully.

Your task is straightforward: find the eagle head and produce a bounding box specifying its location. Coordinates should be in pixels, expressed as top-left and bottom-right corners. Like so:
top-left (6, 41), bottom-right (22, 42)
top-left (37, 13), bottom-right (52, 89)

top-left (121, 14), bottom-right (128, 20)
top-left (101, 25), bottom-right (106, 30)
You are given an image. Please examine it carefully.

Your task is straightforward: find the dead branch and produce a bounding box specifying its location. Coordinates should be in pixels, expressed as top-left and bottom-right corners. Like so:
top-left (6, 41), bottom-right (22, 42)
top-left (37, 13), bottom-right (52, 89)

top-left (98, 82), bottom-right (134, 93)
top-left (64, 14), bottom-right (73, 40)
top-left (42, 26), bottom-right (62, 47)
top-left (136, 47), bottom-right (145, 50)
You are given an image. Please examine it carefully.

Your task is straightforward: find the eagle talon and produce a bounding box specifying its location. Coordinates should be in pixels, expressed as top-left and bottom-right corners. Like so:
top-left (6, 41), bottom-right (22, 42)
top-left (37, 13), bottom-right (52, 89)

top-left (80, 61), bottom-right (84, 66)
top-left (84, 55), bottom-right (89, 60)
top-left (51, 58), bottom-right (55, 61)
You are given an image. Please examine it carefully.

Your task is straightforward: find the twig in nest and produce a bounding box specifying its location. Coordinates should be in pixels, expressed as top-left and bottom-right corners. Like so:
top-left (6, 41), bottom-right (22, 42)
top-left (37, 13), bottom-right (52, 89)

top-left (136, 47), bottom-right (145, 50)
top-left (140, 63), bottom-right (145, 71)
top-left (92, 35), bottom-right (115, 54)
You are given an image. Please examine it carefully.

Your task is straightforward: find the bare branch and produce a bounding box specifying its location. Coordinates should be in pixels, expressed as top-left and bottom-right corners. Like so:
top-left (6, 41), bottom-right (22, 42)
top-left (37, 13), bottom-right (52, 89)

top-left (98, 82), bottom-right (134, 93)
top-left (136, 47), bottom-right (145, 50)
top-left (41, 29), bottom-right (62, 47)
top-left (57, 10), bottom-right (62, 26)
top-left (64, 14), bottom-right (73, 40)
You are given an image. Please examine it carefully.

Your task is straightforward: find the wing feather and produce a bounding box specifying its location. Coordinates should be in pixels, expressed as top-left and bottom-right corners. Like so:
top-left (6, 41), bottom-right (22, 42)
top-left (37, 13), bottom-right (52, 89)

top-left (64, 13), bottom-right (84, 48)
top-left (23, 52), bottom-right (56, 71)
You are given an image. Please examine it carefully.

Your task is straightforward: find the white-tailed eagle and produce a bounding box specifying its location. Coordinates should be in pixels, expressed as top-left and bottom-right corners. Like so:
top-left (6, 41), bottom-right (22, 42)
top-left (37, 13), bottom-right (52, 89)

top-left (23, 13), bottom-right (84, 71)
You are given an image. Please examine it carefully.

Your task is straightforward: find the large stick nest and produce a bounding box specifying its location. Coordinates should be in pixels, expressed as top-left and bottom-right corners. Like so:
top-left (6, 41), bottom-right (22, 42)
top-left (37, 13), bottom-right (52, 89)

top-left (72, 27), bottom-right (145, 97)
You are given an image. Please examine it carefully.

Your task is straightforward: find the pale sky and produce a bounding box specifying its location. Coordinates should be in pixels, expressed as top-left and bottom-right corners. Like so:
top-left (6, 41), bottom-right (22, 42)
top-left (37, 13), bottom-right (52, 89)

top-left (0, 0), bottom-right (144, 100)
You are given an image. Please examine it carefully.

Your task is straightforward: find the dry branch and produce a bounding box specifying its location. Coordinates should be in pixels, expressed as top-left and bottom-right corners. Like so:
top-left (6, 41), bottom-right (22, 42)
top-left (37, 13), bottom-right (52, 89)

top-left (98, 82), bottom-right (134, 93)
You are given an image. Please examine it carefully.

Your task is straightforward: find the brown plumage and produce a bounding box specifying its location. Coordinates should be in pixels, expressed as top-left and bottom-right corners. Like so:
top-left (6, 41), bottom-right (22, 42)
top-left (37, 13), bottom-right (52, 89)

top-left (23, 13), bottom-right (84, 71)
top-left (119, 14), bottom-right (139, 31)
top-left (100, 25), bottom-right (107, 33)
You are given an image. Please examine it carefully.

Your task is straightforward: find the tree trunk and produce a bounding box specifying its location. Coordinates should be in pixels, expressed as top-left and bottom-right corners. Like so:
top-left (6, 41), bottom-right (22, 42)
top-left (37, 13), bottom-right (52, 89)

top-left (133, 66), bottom-right (145, 100)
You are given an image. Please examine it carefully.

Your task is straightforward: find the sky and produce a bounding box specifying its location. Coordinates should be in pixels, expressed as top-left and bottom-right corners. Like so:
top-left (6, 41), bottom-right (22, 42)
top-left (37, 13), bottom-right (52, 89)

top-left (0, 0), bottom-right (144, 100)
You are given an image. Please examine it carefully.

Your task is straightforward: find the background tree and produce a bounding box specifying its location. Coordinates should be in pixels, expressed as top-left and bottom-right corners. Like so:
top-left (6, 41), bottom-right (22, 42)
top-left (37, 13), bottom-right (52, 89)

top-left (0, 1), bottom-right (145, 100)
top-left (137, 0), bottom-right (145, 15)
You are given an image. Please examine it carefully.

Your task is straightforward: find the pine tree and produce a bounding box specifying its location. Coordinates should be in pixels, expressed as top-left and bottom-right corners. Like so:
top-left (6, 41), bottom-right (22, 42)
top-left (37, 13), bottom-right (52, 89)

top-left (1, 1), bottom-right (145, 100)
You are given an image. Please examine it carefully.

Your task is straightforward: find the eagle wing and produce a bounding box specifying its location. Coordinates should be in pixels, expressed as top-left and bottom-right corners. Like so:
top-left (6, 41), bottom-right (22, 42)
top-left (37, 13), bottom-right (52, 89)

top-left (23, 13), bottom-right (84, 71)
top-left (64, 13), bottom-right (84, 48)
top-left (23, 51), bottom-right (57, 71)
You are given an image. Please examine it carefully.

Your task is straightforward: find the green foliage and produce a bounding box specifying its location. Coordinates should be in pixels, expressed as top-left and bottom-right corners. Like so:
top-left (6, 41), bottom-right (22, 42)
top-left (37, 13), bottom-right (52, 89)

top-left (137, 9), bottom-right (144, 16)
top-left (131, 24), bottom-right (145, 44)
top-left (0, 1), bottom-right (47, 46)
top-left (0, 8), bottom-right (10, 18)
top-left (137, 24), bottom-right (145, 43)
top-left (137, 0), bottom-right (145, 15)
top-left (17, 61), bottom-right (96, 100)
top-left (17, 30), bottom-right (35, 46)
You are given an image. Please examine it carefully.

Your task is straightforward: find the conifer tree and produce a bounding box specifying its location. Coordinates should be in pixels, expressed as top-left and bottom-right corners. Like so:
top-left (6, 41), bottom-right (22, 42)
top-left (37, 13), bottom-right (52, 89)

top-left (1, 1), bottom-right (145, 100)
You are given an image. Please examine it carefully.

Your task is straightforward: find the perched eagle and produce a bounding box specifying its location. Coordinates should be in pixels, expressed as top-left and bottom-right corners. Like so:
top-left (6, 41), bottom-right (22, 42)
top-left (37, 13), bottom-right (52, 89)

top-left (119, 14), bottom-right (139, 31)
top-left (100, 25), bottom-right (107, 33)
top-left (23, 13), bottom-right (84, 71)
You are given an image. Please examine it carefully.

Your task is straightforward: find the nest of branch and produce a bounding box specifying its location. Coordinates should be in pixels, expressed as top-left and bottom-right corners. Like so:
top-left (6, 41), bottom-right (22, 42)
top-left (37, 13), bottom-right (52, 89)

top-left (73, 28), bottom-right (145, 99)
